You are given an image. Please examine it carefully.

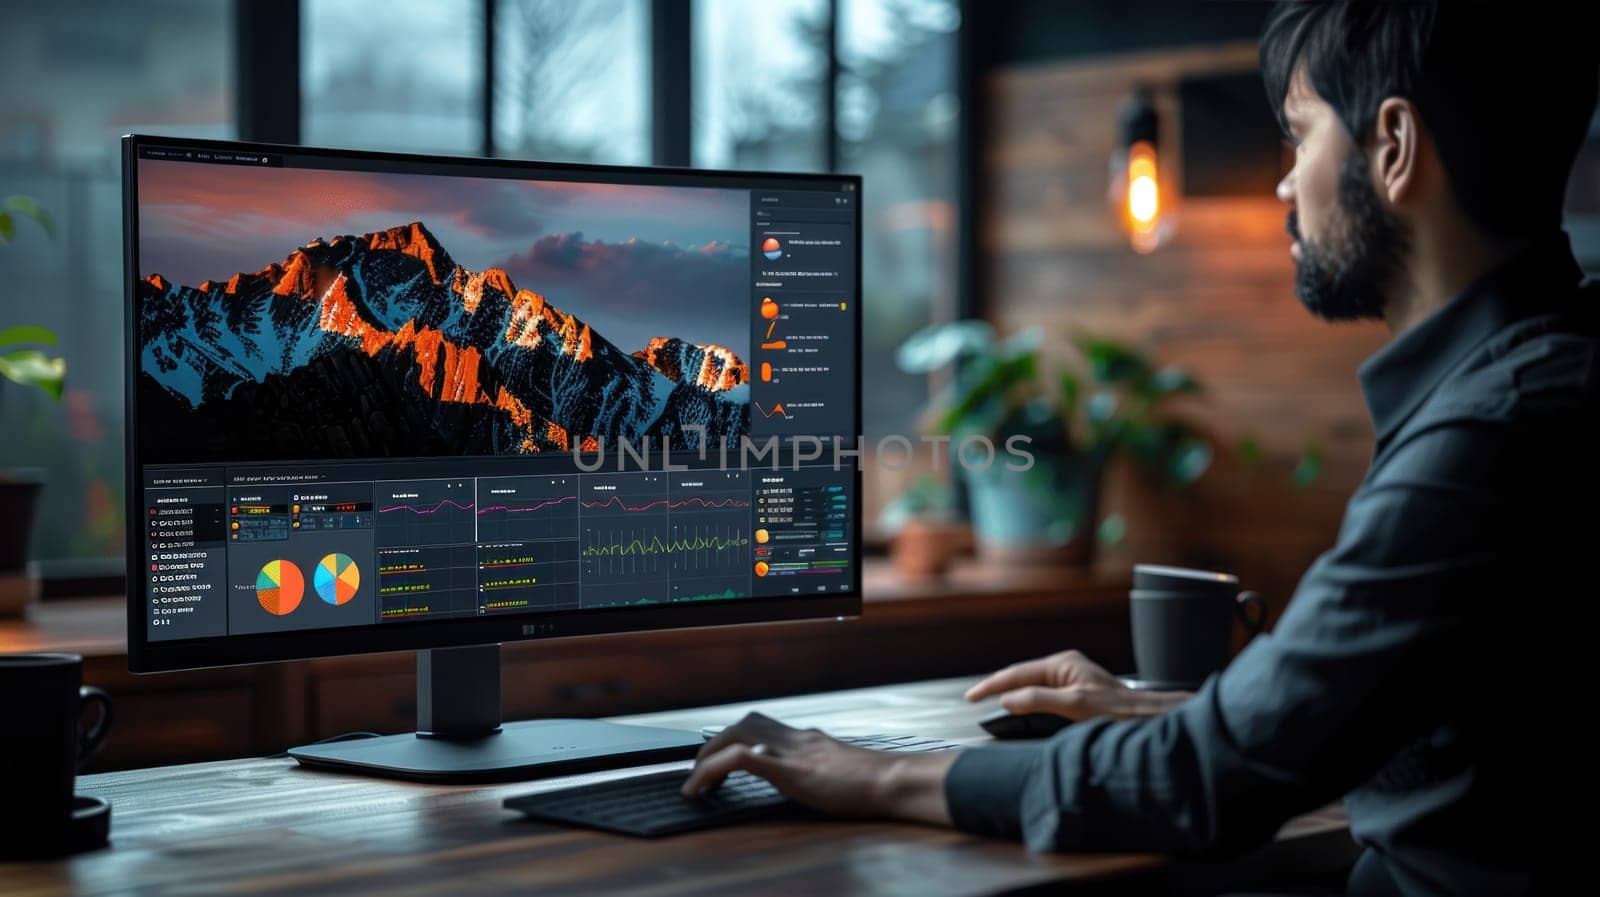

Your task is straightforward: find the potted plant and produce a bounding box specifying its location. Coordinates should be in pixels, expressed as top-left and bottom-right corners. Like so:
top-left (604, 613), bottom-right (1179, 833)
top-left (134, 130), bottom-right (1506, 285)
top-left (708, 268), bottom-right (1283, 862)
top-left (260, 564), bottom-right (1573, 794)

top-left (1, 195), bottom-right (64, 616)
top-left (877, 473), bottom-right (971, 581)
top-left (896, 320), bottom-right (1211, 567)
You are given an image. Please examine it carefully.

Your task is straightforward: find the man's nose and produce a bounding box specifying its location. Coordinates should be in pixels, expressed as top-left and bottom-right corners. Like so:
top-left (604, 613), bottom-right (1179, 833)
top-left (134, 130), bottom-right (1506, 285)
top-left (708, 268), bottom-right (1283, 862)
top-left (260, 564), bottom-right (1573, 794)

top-left (1276, 171), bottom-right (1294, 204)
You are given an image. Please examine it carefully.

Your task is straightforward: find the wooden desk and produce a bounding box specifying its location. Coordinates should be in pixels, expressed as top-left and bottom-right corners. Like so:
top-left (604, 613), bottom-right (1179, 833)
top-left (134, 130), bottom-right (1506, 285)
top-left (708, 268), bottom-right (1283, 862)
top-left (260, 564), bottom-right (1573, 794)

top-left (3, 677), bottom-right (1350, 897)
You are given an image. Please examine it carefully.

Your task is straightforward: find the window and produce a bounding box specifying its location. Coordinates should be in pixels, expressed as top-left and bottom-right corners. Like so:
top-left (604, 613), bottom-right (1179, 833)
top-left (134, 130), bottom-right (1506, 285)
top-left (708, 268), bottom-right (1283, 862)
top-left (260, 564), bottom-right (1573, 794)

top-left (837, 0), bottom-right (961, 441)
top-left (692, 0), bottom-right (964, 530)
top-left (494, 0), bottom-right (650, 164)
top-left (302, 0), bottom-right (484, 155)
top-left (0, 0), bottom-right (235, 562)
top-left (692, 0), bottom-right (831, 172)
top-left (2, 0), bottom-right (965, 565)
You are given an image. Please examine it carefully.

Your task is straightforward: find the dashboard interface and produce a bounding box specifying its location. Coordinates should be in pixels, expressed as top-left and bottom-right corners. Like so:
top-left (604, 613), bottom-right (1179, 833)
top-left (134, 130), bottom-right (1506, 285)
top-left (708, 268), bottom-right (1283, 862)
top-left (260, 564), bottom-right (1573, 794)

top-left (129, 141), bottom-right (859, 644)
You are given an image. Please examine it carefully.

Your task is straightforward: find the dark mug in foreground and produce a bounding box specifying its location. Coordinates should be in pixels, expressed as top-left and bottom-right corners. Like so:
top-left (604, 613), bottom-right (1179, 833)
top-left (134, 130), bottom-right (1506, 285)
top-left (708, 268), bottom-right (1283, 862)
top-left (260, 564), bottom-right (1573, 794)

top-left (0, 652), bottom-right (115, 858)
top-left (1129, 565), bottom-right (1267, 689)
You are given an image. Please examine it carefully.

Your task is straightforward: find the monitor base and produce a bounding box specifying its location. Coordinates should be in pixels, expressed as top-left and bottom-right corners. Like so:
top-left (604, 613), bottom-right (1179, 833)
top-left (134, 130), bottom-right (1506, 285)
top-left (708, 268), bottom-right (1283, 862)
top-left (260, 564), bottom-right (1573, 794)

top-left (288, 718), bottom-right (704, 783)
top-left (287, 644), bottom-right (702, 782)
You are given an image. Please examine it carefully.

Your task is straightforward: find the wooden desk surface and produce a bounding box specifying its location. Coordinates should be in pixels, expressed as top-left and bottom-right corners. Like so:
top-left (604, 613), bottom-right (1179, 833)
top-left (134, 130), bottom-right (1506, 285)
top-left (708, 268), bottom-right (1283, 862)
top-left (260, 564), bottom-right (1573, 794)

top-left (3, 676), bottom-right (1348, 897)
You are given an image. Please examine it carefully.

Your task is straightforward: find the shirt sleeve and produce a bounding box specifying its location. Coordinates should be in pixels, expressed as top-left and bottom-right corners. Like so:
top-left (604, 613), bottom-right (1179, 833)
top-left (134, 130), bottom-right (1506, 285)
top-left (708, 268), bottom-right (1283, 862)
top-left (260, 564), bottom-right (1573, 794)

top-left (945, 428), bottom-right (1508, 855)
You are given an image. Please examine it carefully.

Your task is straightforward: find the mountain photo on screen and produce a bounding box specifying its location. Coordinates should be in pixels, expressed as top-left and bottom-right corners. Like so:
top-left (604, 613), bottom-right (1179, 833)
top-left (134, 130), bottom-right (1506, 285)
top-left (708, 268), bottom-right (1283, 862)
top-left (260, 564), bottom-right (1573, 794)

top-left (134, 162), bottom-right (751, 464)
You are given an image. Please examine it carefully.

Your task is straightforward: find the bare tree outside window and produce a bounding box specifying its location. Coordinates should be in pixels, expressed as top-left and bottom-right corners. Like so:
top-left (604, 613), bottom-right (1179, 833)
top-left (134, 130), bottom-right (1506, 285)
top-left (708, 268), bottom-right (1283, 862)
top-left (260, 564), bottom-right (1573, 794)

top-left (303, 0), bottom-right (484, 155)
top-left (495, 0), bottom-right (649, 165)
top-left (693, 0), bottom-right (830, 172)
top-left (838, 0), bottom-right (961, 521)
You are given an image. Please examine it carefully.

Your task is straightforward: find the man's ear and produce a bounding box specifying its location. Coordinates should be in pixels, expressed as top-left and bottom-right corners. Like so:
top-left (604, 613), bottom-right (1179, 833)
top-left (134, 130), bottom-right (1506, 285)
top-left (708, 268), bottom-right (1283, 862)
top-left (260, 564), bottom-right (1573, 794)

top-left (1372, 97), bottom-right (1421, 207)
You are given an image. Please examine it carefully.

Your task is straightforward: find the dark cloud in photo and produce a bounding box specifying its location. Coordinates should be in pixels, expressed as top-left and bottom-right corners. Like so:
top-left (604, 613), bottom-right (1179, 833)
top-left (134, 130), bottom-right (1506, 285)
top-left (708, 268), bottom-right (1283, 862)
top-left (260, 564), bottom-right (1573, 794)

top-left (500, 233), bottom-right (749, 354)
top-left (136, 161), bottom-right (746, 281)
top-left (135, 159), bottom-right (751, 362)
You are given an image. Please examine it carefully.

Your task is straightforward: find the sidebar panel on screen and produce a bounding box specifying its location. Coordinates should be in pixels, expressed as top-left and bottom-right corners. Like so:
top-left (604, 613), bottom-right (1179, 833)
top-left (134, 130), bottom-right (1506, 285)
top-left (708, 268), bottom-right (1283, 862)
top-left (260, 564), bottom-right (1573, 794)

top-left (751, 466), bottom-right (854, 597)
top-left (748, 189), bottom-right (858, 444)
top-left (145, 470), bottom-right (228, 640)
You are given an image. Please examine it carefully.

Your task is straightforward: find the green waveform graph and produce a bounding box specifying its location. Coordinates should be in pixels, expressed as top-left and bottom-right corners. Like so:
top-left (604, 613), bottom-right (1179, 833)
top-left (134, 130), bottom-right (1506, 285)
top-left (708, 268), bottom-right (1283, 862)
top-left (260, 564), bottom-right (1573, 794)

top-left (674, 588), bottom-right (744, 603)
top-left (581, 529), bottom-right (750, 559)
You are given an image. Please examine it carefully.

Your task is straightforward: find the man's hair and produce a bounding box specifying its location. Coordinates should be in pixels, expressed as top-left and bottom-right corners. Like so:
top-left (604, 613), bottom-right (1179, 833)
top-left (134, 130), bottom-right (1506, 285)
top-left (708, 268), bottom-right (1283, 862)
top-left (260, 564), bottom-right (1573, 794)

top-left (1260, 1), bottom-right (1598, 244)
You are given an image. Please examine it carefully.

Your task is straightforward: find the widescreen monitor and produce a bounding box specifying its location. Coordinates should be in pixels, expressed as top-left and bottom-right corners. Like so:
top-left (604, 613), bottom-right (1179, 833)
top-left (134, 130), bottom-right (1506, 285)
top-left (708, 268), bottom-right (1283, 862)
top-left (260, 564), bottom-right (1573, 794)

top-left (122, 135), bottom-right (861, 779)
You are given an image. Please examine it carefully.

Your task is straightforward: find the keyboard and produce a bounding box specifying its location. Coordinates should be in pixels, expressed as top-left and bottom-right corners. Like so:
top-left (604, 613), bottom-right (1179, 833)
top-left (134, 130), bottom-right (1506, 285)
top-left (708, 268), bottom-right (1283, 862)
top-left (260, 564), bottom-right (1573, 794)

top-left (503, 733), bottom-right (963, 837)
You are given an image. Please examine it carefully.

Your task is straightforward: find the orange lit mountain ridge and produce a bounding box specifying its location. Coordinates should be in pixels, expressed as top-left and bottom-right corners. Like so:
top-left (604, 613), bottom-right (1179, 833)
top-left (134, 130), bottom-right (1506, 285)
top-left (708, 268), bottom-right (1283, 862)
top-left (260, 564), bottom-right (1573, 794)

top-left (137, 221), bottom-right (748, 460)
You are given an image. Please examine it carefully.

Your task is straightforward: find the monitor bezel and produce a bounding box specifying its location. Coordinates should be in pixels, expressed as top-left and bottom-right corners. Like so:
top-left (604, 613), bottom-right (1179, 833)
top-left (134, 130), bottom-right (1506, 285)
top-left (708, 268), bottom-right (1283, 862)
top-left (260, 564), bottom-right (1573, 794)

top-left (122, 134), bottom-right (863, 674)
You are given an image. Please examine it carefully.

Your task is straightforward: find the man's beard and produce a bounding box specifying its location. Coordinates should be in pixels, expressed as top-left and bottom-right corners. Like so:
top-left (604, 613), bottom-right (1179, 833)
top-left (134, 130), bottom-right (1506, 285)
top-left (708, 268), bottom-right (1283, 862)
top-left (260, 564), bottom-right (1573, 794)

top-left (1287, 151), bottom-right (1410, 322)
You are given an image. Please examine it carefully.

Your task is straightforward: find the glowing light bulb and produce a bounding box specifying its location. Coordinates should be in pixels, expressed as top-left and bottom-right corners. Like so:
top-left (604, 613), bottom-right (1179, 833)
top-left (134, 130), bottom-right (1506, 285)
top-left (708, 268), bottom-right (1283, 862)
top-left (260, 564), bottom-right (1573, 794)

top-left (1123, 141), bottom-right (1163, 253)
top-left (1132, 146), bottom-right (1158, 223)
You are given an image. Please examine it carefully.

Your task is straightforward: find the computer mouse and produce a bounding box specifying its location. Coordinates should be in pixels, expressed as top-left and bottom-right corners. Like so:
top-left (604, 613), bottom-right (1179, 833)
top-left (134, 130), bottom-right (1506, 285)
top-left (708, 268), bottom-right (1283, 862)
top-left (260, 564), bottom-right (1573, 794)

top-left (978, 709), bottom-right (1073, 740)
top-left (699, 725), bottom-right (726, 741)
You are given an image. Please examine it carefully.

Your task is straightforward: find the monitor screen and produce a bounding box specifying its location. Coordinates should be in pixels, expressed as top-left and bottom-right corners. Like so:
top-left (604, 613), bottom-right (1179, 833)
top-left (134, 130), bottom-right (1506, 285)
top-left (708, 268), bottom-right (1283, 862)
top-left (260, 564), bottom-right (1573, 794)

top-left (123, 137), bottom-right (860, 672)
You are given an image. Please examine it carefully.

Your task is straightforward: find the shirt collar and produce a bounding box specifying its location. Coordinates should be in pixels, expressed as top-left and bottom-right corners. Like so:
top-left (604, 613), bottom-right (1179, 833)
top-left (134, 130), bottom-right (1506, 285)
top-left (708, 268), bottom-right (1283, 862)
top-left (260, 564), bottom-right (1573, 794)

top-left (1357, 230), bottom-right (1586, 445)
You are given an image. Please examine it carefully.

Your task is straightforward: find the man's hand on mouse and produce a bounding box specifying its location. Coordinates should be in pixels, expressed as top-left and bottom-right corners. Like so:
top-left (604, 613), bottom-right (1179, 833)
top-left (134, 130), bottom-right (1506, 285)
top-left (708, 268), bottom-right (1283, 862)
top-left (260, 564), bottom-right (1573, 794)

top-left (679, 655), bottom-right (1188, 823)
top-left (681, 711), bottom-right (957, 825)
top-left (965, 650), bottom-right (1192, 720)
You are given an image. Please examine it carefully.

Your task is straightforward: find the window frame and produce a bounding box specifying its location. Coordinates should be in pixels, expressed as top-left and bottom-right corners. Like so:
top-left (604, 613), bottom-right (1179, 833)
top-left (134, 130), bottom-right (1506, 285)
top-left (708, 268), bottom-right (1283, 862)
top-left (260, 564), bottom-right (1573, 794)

top-left (236, 0), bottom-right (977, 320)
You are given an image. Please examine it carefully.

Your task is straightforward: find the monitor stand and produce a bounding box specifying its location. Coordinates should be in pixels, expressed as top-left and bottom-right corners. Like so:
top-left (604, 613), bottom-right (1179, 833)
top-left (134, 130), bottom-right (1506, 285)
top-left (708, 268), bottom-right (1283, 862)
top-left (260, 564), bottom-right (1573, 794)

top-left (287, 644), bottom-right (704, 783)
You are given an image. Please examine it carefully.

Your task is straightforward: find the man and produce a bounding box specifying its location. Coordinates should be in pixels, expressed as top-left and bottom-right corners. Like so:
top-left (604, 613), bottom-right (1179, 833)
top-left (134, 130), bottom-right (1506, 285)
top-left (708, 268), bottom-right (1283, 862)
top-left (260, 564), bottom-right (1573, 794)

top-left (684, 3), bottom-right (1600, 894)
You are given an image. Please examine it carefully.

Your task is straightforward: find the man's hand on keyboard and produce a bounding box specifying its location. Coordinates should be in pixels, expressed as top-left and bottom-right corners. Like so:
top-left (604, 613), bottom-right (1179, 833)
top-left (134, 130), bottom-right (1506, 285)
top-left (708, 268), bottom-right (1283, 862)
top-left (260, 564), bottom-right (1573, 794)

top-left (681, 712), bottom-right (958, 826)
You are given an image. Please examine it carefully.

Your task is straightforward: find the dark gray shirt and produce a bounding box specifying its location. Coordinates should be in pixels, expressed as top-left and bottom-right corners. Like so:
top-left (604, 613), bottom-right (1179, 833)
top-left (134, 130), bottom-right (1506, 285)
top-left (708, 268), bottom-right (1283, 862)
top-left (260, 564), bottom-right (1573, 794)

top-left (945, 232), bottom-right (1599, 896)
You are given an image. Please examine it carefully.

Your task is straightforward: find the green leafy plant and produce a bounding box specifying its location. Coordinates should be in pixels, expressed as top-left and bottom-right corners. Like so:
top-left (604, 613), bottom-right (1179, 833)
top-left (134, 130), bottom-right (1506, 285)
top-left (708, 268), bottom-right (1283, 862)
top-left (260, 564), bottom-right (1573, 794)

top-left (1237, 431), bottom-right (1324, 490)
top-left (0, 325), bottom-right (65, 400)
top-left (0, 196), bottom-right (64, 399)
top-left (877, 472), bottom-right (957, 537)
top-left (0, 194), bottom-right (54, 243)
top-left (1235, 434), bottom-right (1264, 469)
top-left (895, 321), bottom-right (1213, 560)
top-left (1292, 441), bottom-right (1325, 491)
top-left (896, 321), bottom-right (1213, 489)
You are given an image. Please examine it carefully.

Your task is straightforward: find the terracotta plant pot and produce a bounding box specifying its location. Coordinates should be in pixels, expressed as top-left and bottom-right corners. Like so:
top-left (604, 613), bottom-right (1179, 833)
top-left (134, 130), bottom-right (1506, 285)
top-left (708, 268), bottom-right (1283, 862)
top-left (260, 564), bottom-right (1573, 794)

top-left (0, 472), bottom-right (43, 617)
top-left (964, 460), bottom-right (1103, 568)
top-left (890, 517), bottom-right (972, 581)
top-left (0, 473), bottom-right (42, 571)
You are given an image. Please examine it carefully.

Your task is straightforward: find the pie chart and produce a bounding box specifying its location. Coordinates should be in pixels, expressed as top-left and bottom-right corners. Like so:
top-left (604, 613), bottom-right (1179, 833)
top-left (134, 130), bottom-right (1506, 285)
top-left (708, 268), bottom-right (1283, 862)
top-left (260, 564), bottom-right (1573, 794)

top-left (256, 560), bottom-right (304, 616)
top-left (314, 552), bottom-right (360, 606)
top-left (762, 237), bottom-right (782, 261)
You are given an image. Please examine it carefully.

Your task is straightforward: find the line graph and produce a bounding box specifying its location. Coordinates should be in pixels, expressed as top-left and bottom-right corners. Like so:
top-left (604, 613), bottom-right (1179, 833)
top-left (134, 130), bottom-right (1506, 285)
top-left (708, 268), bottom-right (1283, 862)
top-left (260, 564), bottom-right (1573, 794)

top-left (579, 472), bottom-right (670, 606)
top-left (668, 471), bottom-right (752, 602)
top-left (377, 498), bottom-right (474, 515)
top-left (580, 526), bottom-right (673, 571)
top-left (376, 479), bottom-right (475, 546)
top-left (579, 495), bottom-right (750, 512)
top-left (477, 495), bottom-right (576, 515)
top-left (581, 528), bottom-right (750, 559)
top-left (754, 401), bottom-right (791, 419)
top-left (476, 476), bottom-right (579, 541)
top-left (581, 496), bottom-right (670, 512)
